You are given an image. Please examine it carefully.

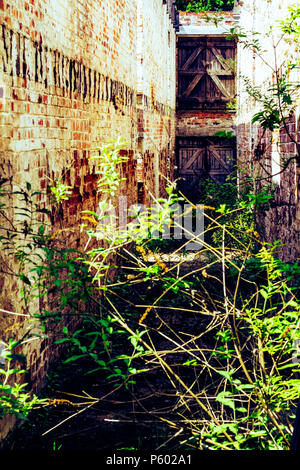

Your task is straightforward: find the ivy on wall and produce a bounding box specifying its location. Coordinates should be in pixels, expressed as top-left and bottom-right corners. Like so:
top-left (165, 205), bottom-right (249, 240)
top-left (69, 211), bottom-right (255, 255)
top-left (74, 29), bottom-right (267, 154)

top-left (175, 0), bottom-right (234, 11)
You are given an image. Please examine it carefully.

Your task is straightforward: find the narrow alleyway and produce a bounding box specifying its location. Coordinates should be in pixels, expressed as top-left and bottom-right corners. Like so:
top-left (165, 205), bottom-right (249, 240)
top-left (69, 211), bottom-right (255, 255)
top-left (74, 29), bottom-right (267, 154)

top-left (0, 0), bottom-right (299, 454)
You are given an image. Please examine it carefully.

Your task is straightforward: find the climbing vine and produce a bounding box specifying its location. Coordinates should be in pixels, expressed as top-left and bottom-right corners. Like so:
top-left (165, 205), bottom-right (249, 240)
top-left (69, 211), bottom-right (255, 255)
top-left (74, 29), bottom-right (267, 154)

top-left (175, 0), bottom-right (234, 12)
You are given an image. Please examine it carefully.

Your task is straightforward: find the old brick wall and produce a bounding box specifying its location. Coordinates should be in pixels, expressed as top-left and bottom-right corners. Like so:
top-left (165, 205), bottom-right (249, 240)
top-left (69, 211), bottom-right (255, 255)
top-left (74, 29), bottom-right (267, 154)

top-left (137, 0), bottom-right (176, 202)
top-left (0, 0), bottom-right (177, 440)
top-left (177, 110), bottom-right (235, 137)
top-left (178, 10), bottom-right (234, 34)
top-left (234, 0), bottom-right (300, 262)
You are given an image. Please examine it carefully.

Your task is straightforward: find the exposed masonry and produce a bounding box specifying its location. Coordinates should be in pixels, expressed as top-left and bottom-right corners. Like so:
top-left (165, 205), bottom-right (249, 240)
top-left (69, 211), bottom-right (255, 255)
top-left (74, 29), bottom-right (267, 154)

top-left (0, 0), bottom-right (177, 441)
top-left (1, 0), bottom-right (298, 443)
top-left (235, 0), bottom-right (300, 262)
top-left (0, 23), bottom-right (178, 117)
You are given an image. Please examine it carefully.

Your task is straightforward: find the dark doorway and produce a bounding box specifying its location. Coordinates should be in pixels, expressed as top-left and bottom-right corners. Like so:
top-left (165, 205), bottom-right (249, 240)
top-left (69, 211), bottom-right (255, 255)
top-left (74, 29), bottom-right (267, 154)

top-left (177, 136), bottom-right (236, 200)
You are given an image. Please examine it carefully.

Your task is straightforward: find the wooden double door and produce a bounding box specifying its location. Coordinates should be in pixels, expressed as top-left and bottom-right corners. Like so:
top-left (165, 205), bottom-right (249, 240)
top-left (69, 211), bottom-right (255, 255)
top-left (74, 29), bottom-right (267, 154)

top-left (177, 36), bottom-right (236, 110)
top-left (177, 136), bottom-right (236, 198)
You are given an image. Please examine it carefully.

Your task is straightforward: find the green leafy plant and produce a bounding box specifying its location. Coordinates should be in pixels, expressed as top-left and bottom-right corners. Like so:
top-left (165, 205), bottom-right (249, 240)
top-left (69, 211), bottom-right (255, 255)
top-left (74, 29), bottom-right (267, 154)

top-left (0, 339), bottom-right (47, 420)
top-left (50, 180), bottom-right (73, 205)
top-left (91, 137), bottom-right (129, 197)
top-left (1, 129), bottom-right (299, 452)
top-left (176, 0), bottom-right (234, 12)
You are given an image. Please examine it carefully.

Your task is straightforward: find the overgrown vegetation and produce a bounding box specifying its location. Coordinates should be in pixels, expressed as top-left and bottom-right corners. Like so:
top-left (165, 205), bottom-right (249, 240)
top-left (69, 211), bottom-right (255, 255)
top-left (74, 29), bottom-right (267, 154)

top-left (0, 5), bottom-right (299, 452)
top-left (175, 0), bottom-right (234, 12)
top-left (0, 339), bottom-right (47, 419)
top-left (1, 136), bottom-right (299, 449)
